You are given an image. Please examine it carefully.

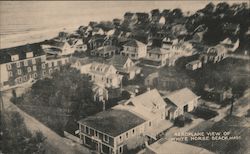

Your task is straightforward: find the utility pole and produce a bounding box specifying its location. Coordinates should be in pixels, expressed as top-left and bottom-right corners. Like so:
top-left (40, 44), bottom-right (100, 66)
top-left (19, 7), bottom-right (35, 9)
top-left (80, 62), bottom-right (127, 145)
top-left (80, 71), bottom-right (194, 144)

top-left (230, 96), bottom-right (235, 116)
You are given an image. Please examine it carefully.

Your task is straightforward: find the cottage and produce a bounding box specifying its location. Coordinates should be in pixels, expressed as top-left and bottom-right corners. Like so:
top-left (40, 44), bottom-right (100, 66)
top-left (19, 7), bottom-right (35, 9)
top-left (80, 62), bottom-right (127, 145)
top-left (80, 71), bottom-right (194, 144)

top-left (90, 46), bottom-right (117, 58)
top-left (68, 38), bottom-right (87, 52)
top-left (204, 86), bottom-right (233, 102)
top-left (164, 88), bottom-right (200, 120)
top-left (185, 60), bottom-right (202, 70)
top-left (88, 35), bottom-right (106, 50)
top-left (220, 37), bottom-right (239, 52)
top-left (206, 45), bottom-right (227, 63)
top-left (88, 62), bottom-right (123, 88)
top-left (114, 89), bottom-right (171, 139)
top-left (109, 55), bottom-right (141, 80)
top-left (143, 47), bottom-right (174, 68)
top-left (42, 39), bottom-right (75, 56)
top-left (92, 27), bottom-right (105, 36)
top-left (121, 39), bottom-right (147, 60)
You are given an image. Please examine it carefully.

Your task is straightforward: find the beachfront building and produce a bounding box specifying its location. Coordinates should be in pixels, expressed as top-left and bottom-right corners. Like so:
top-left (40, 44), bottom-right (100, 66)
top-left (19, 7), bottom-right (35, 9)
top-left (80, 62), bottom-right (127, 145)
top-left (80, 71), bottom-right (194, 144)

top-left (164, 88), bottom-right (200, 120)
top-left (109, 55), bottom-right (141, 80)
top-left (121, 39), bottom-right (147, 60)
top-left (42, 39), bottom-right (75, 56)
top-left (44, 55), bottom-right (70, 76)
top-left (0, 44), bottom-right (46, 91)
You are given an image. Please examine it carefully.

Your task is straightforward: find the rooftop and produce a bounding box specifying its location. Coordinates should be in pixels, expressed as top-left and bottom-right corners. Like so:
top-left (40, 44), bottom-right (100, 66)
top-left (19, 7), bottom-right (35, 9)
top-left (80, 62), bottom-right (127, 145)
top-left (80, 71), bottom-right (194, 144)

top-left (124, 39), bottom-right (146, 47)
top-left (164, 88), bottom-right (199, 107)
top-left (0, 43), bottom-right (45, 64)
top-left (78, 109), bottom-right (145, 137)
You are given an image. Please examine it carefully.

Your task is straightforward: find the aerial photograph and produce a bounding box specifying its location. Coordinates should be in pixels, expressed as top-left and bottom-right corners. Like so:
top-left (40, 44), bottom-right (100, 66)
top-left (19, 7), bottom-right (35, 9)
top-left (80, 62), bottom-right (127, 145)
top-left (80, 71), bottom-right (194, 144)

top-left (0, 1), bottom-right (249, 154)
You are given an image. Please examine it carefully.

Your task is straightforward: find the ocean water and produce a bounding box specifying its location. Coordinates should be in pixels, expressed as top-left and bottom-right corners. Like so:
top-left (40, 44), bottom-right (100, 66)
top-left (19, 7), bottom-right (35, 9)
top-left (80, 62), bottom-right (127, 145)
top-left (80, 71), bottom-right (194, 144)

top-left (0, 1), bottom-right (248, 49)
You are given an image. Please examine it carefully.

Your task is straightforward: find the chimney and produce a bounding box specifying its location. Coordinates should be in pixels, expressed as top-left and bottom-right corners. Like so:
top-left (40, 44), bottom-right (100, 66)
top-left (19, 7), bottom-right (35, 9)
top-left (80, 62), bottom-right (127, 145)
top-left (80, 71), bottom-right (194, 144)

top-left (147, 87), bottom-right (151, 91)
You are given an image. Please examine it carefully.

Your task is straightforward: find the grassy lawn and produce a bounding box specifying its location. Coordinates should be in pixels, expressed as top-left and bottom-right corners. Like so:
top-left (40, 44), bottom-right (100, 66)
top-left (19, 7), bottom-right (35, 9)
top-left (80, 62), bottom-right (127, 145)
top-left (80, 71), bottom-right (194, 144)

top-left (183, 116), bottom-right (250, 154)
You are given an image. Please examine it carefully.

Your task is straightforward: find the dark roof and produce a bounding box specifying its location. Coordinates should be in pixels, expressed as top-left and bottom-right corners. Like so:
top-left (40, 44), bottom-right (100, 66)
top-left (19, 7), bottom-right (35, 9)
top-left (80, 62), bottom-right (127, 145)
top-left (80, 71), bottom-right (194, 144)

top-left (124, 39), bottom-right (145, 47)
top-left (44, 39), bottom-right (67, 48)
top-left (78, 109), bottom-right (145, 137)
top-left (109, 55), bottom-right (129, 70)
top-left (0, 43), bottom-right (45, 64)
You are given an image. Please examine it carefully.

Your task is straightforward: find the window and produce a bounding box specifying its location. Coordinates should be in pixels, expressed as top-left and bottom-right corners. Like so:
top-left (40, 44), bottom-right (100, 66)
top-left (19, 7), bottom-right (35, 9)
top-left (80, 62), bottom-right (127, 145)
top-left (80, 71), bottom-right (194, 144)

top-left (32, 59), bottom-right (36, 64)
top-left (103, 134), bottom-right (109, 143)
top-left (17, 69), bottom-right (22, 75)
top-left (132, 129), bottom-right (135, 135)
top-left (119, 146), bottom-right (123, 154)
top-left (8, 71), bottom-right (13, 77)
top-left (54, 61), bottom-right (58, 66)
top-left (33, 73), bottom-right (37, 78)
top-left (126, 132), bottom-right (128, 138)
top-left (149, 53), bottom-right (151, 57)
top-left (119, 136), bottom-right (122, 142)
top-left (42, 70), bottom-right (46, 76)
top-left (49, 69), bottom-right (53, 74)
top-left (33, 65), bottom-right (37, 71)
top-left (27, 67), bottom-right (31, 73)
top-left (41, 56), bottom-right (46, 62)
top-left (86, 127), bottom-right (90, 134)
top-left (48, 62), bottom-right (52, 68)
top-left (149, 121), bottom-right (151, 127)
top-left (23, 75), bottom-right (28, 81)
top-left (42, 63), bottom-right (46, 69)
top-left (6, 64), bottom-right (12, 70)
top-left (24, 60), bottom-right (28, 66)
top-left (16, 62), bottom-right (20, 68)
top-left (94, 131), bottom-right (98, 137)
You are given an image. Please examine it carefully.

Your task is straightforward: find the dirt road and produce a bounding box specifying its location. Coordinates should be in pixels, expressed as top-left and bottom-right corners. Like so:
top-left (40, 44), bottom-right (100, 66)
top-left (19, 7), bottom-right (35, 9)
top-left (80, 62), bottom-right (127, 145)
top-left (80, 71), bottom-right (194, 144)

top-left (2, 91), bottom-right (91, 154)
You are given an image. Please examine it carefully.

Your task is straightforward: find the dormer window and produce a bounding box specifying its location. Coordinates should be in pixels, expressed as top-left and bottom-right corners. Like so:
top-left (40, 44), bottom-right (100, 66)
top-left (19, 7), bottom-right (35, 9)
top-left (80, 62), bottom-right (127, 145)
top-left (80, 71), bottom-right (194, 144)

top-left (11, 54), bottom-right (19, 61)
top-left (26, 52), bottom-right (33, 58)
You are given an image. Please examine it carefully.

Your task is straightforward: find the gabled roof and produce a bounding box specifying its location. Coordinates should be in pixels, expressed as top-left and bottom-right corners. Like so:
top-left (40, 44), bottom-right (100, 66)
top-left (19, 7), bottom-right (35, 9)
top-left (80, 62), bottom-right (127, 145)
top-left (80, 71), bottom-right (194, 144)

top-left (78, 109), bottom-right (145, 137)
top-left (114, 89), bottom-right (166, 120)
top-left (125, 89), bottom-right (166, 111)
top-left (89, 62), bottom-right (115, 75)
top-left (123, 39), bottom-right (146, 47)
top-left (109, 55), bottom-right (130, 70)
top-left (44, 39), bottom-right (68, 48)
top-left (164, 88), bottom-right (198, 107)
top-left (0, 43), bottom-right (45, 64)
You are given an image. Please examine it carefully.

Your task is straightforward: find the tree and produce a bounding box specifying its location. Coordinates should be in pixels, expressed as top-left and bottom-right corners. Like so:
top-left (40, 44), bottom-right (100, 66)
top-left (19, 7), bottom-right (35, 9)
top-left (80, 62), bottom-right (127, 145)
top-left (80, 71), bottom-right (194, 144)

top-left (1, 111), bottom-right (45, 154)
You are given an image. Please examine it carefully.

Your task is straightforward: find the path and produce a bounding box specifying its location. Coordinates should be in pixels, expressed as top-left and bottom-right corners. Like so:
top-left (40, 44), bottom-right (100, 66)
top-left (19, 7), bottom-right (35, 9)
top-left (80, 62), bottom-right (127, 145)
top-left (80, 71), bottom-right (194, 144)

top-left (2, 91), bottom-right (91, 154)
top-left (226, 54), bottom-right (250, 60)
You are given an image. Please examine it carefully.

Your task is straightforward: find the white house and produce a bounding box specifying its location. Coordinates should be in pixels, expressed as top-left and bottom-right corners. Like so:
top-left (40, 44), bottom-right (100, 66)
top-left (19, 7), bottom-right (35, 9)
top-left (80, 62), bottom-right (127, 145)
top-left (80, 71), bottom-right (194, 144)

top-left (109, 55), bottom-right (141, 80)
top-left (186, 60), bottom-right (202, 70)
top-left (121, 39), bottom-right (147, 60)
top-left (220, 38), bottom-right (239, 52)
top-left (88, 62), bottom-right (123, 88)
top-left (164, 88), bottom-right (200, 120)
top-left (143, 47), bottom-right (174, 68)
top-left (42, 40), bottom-right (75, 56)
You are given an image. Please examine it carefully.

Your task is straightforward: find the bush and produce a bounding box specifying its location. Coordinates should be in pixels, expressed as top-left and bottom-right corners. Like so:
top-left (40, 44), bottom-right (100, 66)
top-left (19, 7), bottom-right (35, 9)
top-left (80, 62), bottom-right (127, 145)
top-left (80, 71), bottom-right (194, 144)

top-left (174, 115), bottom-right (193, 127)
